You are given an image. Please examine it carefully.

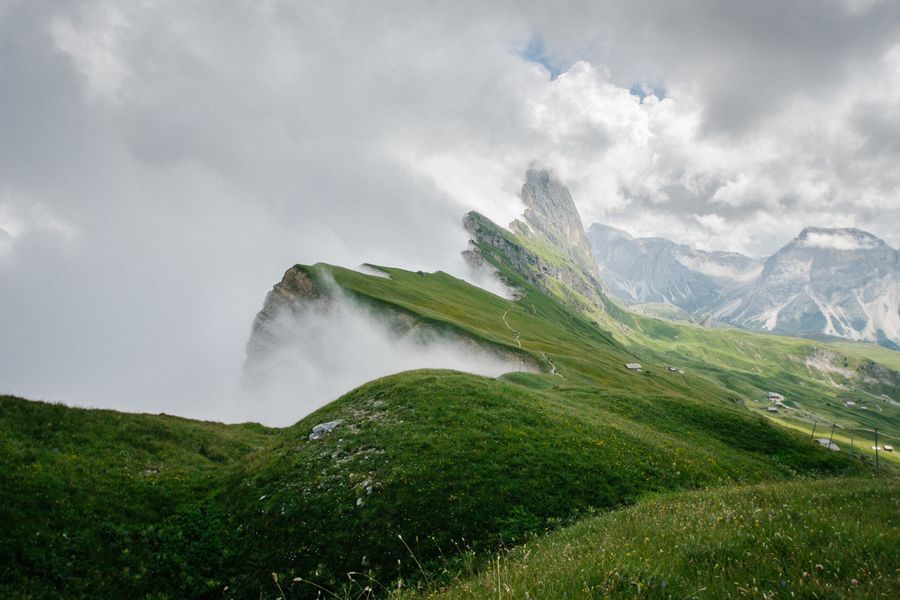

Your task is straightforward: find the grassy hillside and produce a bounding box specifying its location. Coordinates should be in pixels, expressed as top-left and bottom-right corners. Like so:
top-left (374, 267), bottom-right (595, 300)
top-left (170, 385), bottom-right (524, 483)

top-left (463, 211), bottom-right (900, 448)
top-left (2, 250), bottom-right (898, 597)
top-left (0, 362), bottom-right (871, 598)
top-left (220, 369), bottom-right (861, 595)
top-left (415, 477), bottom-right (899, 599)
top-left (0, 396), bottom-right (275, 598)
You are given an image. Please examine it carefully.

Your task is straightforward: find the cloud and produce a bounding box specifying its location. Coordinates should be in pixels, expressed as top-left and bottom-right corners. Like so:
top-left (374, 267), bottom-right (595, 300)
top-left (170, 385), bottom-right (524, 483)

top-left (0, 0), bottom-right (898, 420)
top-left (0, 190), bottom-right (79, 264)
top-left (800, 231), bottom-right (879, 251)
top-left (241, 286), bottom-right (529, 426)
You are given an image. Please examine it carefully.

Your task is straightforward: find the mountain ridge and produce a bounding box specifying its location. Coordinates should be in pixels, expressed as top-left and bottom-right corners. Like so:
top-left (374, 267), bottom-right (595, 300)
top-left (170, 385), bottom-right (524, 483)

top-left (588, 221), bottom-right (899, 347)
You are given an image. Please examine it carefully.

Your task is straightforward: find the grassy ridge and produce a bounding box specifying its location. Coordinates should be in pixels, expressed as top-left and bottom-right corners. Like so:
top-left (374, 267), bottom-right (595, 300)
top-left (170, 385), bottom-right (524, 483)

top-left (1, 254), bottom-right (897, 598)
top-left (419, 477), bottom-right (900, 599)
top-left (462, 214), bottom-right (899, 441)
top-left (221, 370), bottom-right (860, 595)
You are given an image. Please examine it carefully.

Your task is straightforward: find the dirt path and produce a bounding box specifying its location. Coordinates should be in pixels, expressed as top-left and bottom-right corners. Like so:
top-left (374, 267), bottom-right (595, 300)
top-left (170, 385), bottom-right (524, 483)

top-left (502, 307), bottom-right (564, 379)
top-left (502, 308), bottom-right (522, 348)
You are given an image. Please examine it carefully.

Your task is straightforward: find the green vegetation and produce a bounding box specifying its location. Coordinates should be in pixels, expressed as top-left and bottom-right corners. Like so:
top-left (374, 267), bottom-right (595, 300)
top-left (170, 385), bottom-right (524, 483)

top-left (0, 396), bottom-right (275, 598)
top-left (223, 369), bottom-right (860, 595)
top-left (832, 341), bottom-right (900, 372)
top-left (417, 477), bottom-right (899, 599)
top-left (2, 219), bottom-right (898, 598)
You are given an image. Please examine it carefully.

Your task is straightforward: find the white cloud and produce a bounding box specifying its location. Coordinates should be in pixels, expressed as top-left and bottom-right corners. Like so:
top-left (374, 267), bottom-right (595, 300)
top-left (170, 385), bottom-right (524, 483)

top-left (0, 191), bottom-right (79, 263)
top-left (800, 231), bottom-right (877, 251)
top-left (1, 0), bottom-right (898, 421)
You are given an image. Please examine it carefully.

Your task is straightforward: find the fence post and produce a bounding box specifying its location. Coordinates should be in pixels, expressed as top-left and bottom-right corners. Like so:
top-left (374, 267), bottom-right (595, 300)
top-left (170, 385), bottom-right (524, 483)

top-left (850, 430), bottom-right (854, 449)
top-left (874, 429), bottom-right (879, 471)
top-left (810, 421), bottom-right (817, 439)
top-left (828, 423), bottom-right (836, 448)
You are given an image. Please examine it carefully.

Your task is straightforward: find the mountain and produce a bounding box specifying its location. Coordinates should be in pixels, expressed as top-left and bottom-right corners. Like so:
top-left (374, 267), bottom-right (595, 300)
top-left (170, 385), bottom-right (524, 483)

top-left (711, 227), bottom-right (900, 347)
top-left (516, 168), bottom-right (599, 278)
top-left (587, 223), bottom-right (762, 312)
top-left (465, 168), bottom-right (617, 316)
top-left (589, 222), bottom-right (900, 347)
top-left (4, 168), bottom-right (900, 596)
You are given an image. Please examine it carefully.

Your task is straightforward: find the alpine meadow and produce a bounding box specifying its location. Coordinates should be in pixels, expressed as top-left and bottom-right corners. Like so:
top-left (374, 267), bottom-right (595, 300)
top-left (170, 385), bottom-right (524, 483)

top-left (1, 2), bottom-right (899, 599)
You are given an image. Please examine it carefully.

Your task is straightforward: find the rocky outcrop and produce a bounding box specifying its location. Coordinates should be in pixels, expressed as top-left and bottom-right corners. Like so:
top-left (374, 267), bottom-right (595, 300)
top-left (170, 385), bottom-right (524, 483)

top-left (517, 168), bottom-right (599, 279)
top-left (245, 265), bottom-right (331, 362)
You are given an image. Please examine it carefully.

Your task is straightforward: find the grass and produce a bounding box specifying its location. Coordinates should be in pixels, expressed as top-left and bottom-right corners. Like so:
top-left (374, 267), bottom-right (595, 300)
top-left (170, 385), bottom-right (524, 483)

top-left (414, 477), bottom-right (900, 599)
top-left (221, 369), bottom-right (862, 596)
top-left (1, 214), bottom-right (898, 598)
top-left (831, 341), bottom-right (900, 372)
top-left (0, 396), bottom-right (275, 598)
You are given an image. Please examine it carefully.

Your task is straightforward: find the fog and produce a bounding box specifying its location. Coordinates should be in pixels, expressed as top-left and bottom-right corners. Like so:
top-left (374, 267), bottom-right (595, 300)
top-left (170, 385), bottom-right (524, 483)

top-left (240, 286), bottom-right (530, 427)
top-left (2, 0), bottom-right (898, 423)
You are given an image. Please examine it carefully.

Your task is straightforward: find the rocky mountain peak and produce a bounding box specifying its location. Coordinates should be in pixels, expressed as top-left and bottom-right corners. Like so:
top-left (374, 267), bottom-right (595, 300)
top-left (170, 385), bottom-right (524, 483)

top-left (518, 168), bottom-right (598, 277)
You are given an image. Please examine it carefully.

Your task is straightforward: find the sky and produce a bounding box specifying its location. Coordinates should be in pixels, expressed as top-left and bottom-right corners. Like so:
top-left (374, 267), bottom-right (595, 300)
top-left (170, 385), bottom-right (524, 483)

top-left (1, 0), bottom-right (899, 421)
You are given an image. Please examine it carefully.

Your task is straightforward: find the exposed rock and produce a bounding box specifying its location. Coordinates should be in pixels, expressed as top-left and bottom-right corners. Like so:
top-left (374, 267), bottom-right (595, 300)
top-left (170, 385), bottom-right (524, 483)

top-left (710, 227), bottom-right (899, 346)
top-left (587, 223), bottom-right (762, 312)
top-left (309, 420), bottom-right (343, 440)
top-left (518, 168), bottom-right (598, 278)
top-left (463, 169), bottom-right (619, 317)
top-left (589, 221), bottom-right (899, 347)
top-left (245, 266), bottom-right (331, 364)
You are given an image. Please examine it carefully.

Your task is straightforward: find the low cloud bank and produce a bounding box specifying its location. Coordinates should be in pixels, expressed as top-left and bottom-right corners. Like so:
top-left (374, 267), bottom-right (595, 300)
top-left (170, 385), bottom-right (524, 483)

top-left (240, 290), bottom-right (530, 427)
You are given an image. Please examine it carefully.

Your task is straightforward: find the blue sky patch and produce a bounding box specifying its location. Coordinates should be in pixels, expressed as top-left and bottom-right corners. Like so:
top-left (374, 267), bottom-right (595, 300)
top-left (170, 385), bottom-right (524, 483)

top-left (629, 83), bottom-right (667, 102)
top-left (520, 35), bottom-right (561, 80)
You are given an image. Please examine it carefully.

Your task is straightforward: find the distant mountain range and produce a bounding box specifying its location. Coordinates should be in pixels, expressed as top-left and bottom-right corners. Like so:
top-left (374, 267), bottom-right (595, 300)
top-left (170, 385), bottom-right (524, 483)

top-left (588, 223), bottom-right (899, 348)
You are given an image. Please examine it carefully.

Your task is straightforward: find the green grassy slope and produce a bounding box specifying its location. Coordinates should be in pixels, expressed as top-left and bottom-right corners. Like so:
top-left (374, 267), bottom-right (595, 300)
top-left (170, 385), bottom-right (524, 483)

top-left (220, 369), bottom-right (861, 596)
top-left (417, 477), bottom-right (899, 599)
top-left (2, 249), bottom-right (898, 597)
top-left (464, 211), bottom-right (899, 447)
top-left (0, 396), bottom-right (275, 598)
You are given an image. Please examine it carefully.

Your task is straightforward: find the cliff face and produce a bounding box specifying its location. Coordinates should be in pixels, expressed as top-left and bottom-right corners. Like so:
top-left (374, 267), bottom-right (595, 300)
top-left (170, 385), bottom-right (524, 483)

top-left (711, 227), bottom-right (900, 346)
top-left (244, 266), bottom-right (331, 364)
top-left (518, 168), bottom-right (599, 278)
top-left (461, 169), bottom-right (621, 316)
top-left (587, 223), bottom-right (762, 313)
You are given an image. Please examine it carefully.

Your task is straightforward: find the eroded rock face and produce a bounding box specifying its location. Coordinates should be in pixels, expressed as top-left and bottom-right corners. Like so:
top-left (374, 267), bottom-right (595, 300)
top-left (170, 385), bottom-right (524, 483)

top-left (245, 266), bottom-right (330, 362)
top-left (712, 228), bottom-right (899, 346)
top-left (519, 168), bottom-right (598, 278)
top-left (588, 220), bottom-right (899, 347)
top-left (464, 211), bottom-right (610, 314)
top-left (587, 223), bottom-right (762, 312)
